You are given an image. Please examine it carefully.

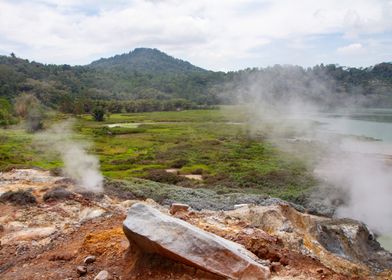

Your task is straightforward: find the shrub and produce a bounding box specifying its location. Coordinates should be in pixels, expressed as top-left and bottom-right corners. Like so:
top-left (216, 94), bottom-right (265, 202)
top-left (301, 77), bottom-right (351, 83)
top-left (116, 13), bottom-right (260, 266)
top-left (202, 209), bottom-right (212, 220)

top-left (144, 169), bottom-right (185, 185)
top-left (170, 159), bottom-right (188, 168)
top-left (92, 107), bottom-right (105, 121)
top-left (0, 98), bottom-right (17, 127)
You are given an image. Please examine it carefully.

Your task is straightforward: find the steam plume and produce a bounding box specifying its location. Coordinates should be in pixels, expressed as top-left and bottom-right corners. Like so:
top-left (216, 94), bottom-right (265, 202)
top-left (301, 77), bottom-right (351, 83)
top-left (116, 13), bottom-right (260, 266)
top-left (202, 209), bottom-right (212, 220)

top-left (227, 66), bottom-right (392, 235)
top-left (35, 120), bottom-right (103, 193)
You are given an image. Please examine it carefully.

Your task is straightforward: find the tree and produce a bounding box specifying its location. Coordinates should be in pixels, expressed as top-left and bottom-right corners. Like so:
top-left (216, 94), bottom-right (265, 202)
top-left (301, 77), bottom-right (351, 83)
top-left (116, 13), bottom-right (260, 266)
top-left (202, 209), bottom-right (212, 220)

top-left (14, 93), bottom-right (40, 118)
top-left (0, 98), bottom-right (16, 127)
top-left (13, 93), bottom-right (45, 132)
top-left (92, 106), bottom-right (105, 121)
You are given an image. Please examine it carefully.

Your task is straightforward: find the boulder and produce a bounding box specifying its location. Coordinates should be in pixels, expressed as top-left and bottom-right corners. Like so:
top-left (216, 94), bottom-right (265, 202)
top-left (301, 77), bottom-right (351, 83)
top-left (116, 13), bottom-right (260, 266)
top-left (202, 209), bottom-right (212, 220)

top-left (311, 218), bottom-right (392, 273)
top-left (123, 203), bottom-right (270, 280)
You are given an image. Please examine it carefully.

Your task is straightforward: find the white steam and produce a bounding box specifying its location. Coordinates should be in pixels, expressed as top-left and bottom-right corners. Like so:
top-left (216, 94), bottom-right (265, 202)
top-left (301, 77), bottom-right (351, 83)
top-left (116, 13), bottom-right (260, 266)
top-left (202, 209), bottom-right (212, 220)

top-left (317, 151), bottom-right (392, 233)
top-left (35, 120), bottom-right (103, 193)
top-left (228, 67), bottom-right (392, 235)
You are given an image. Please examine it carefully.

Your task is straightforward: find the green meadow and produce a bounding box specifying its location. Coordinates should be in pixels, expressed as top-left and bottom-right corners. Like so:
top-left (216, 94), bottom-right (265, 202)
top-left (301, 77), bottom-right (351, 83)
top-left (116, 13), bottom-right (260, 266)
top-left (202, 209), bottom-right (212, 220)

top-left (0, 107), bottom-right (315, 202)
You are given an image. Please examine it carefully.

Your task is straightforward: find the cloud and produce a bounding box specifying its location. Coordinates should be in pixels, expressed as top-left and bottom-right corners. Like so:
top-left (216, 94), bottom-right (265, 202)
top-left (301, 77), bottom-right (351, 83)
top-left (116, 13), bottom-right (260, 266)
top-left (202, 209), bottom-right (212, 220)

top-left (337, 43), bottom-right (365, 55)
top-left (0, 0), bottom-right (391, 70)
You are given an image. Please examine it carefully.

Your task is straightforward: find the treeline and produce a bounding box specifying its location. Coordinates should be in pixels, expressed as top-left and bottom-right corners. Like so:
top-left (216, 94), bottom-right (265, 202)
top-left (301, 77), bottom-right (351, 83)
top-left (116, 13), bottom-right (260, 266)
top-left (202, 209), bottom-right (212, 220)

top-left (0, 52), bottom-right (223, 110)
top-left (0, 94), bottom-right (212, 128)
top-left (61, 98), bottom-right (210, 114)
top-left (220, 63), bottom-right (392, 107)
top-left (1, 48), bottom-right (392, 115)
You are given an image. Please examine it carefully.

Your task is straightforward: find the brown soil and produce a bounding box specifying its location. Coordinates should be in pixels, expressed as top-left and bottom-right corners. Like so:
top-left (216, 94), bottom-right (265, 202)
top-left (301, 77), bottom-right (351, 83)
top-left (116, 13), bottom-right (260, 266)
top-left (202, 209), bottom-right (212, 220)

top-left (0, 169), bottom-right (386, 279)
top-left (0, 211), bottom-right (224, 280)
top-left (0, 202), bottom-right (358, 280)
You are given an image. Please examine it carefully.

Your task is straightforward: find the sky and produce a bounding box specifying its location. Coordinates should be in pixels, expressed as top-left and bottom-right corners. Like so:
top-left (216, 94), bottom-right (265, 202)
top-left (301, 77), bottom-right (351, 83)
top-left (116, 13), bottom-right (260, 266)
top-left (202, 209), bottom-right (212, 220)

top-left (0, 0), bottom-right (391, 71)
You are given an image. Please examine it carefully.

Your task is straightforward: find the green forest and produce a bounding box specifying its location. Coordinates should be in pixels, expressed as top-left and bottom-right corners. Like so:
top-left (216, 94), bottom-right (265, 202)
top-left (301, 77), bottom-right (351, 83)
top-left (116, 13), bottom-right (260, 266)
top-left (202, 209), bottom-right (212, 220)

top-left (1, 47), bottom-right (392, 127)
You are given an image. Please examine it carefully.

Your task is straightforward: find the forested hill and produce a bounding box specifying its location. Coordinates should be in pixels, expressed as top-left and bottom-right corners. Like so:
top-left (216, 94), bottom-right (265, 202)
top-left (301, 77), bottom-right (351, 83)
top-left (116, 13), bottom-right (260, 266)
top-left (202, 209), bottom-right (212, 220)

top-left (89, 48), bottom-right (206, 74)
top-left (0, 48), bottom-right (392, 114)
top-left (0, 48), bottom-right (224, 110)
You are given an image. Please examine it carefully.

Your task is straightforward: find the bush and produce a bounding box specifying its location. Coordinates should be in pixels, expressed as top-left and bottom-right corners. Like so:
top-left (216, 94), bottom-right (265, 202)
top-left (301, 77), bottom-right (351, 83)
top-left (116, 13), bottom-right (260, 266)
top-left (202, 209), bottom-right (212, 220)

top-left (170, 159), bottom-right (188, 168)
top-left (13, 93), bottom-right (45, 132)
top-left (92, 107), bottom-right (105, 121)
top-left (0, 108), bottom-right (15, 126)
top-left (144, 169), bottom-right (185, 185)
top-left (14, 93), bottom-right (39, 118)
top-left (0, 98), bottom-right (17, 127)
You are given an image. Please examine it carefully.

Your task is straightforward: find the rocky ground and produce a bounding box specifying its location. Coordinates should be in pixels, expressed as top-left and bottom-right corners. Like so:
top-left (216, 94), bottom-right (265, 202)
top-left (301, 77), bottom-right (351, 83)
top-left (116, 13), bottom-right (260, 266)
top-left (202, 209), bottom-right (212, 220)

top-left (1, 169), bottom-right (392, 279)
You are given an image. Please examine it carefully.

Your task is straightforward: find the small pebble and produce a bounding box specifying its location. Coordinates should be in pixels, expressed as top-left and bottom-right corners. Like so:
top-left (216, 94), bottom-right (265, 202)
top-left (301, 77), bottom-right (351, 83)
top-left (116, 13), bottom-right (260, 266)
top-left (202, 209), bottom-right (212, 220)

top-left (76, 265), bottom-right (87, 276)
top-left (84, 255), bottom-right (96, 264)
top-left (169, 203), bottom-right (189, 215)
top-left (270, 262), bottom-right (282, 273)
top-left (94, 270), bottom-right (110, 280)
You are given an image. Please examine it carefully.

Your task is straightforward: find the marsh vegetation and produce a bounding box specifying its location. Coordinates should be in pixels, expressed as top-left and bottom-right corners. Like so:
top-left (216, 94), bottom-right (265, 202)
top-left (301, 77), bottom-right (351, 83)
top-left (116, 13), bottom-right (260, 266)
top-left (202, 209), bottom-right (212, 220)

top-left (0, 106), bottom-right (315, 203)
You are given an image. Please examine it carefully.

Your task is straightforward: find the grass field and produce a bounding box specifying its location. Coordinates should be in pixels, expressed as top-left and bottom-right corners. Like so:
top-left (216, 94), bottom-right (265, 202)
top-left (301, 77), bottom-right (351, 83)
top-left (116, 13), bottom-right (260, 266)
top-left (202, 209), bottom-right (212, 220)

top-left (0, 106), bottom-right (315, 202)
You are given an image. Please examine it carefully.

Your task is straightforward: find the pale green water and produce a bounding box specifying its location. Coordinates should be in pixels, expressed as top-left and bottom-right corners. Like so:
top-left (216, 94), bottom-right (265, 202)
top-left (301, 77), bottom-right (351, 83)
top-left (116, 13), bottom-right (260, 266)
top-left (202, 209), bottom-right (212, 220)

top-left (317, 108), bottom-right (392, 142)
top-left (317, 108), bottom-right (392, 252)
top-left (378, 236), bottom-right (392, 252)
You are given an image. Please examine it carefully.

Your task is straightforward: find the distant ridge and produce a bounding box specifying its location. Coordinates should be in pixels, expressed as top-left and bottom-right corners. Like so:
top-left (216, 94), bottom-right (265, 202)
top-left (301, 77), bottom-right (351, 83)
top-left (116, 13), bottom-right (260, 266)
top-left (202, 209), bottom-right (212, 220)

top-left (0, 48), bottom-right (391, 108)
top-left (89, 48), bottom-right (207, 74)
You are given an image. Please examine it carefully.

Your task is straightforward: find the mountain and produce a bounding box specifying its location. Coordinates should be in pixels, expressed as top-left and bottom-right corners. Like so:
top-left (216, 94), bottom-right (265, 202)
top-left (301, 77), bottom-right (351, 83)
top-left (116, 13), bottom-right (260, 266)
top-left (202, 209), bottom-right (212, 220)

top-left (89, 48), bottom-right (206, 75)
top-left (0, 48), bottom-right (223, 109)
top-left (1, 48), bottom-right (392, 114)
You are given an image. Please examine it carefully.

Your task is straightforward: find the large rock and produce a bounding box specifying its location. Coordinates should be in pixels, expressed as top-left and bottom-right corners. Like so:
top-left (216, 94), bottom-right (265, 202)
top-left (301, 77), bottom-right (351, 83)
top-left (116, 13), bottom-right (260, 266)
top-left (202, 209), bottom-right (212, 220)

top-left (311, 218), bottom-right (392, 273)
top-left (226, 203), bottom-right (392, 277)
top-left (123, 203), bottom-right (270, 280)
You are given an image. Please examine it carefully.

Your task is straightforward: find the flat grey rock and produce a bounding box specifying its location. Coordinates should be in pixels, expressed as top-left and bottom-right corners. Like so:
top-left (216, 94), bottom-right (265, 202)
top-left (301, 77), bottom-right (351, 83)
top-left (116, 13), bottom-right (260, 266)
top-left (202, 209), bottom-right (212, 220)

top-left (123, 203), bottom-right (270, 280)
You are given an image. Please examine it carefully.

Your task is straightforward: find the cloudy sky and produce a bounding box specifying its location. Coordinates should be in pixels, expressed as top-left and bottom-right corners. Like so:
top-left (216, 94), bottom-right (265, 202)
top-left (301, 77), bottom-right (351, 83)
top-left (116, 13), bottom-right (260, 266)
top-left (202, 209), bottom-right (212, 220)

top-left (0, 0), bottom-right (391, 71)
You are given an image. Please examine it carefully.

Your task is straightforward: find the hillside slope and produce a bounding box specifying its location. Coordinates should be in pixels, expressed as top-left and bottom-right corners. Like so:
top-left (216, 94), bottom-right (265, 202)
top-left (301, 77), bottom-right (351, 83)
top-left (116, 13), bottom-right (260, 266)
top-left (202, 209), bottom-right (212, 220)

top-left (0, 49), bottom-right (222, 106)
top-left (1, 49), bottom-right (392, 111)
top-left (89, 48), bottom-right (206, 74)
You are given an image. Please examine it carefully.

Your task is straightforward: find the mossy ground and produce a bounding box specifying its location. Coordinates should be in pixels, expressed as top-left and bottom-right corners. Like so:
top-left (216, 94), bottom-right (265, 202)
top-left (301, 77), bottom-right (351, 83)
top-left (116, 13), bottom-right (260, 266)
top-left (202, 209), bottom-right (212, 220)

top-left (0, 106), bottom-right (315, 202)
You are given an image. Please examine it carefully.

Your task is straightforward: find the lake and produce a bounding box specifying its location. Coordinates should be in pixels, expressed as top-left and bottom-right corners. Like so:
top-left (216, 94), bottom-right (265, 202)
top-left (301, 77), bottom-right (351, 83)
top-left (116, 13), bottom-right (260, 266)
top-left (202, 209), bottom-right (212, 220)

top-left (317, 108), bottom-right (392, 142)
top-left (316, 108), bottom-right (392, 251)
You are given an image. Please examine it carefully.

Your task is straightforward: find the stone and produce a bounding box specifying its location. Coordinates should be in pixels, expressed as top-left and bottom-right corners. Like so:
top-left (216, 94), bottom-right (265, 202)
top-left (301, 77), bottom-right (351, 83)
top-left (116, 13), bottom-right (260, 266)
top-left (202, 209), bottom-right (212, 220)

top-left (234, 204), bottom-right (249, 209)
top-left (1, 227), bottom-right (57, 245)
top-left (0, 190), bottom-right (37, 205)
top-left (311, 218), bottom-right (392, 272)
top-left (169, 203), bottom-right (189, 215)
top-left (94, 270), bottom-right (109, 280)
top-left (120, 200), bottom-right (137, 208)
top-left (79, 208), bottom-right (106, 223)
top-left (76, 265), bottom-right (87, 276)
top-left (83, 255), bottom-right (96, 264)
top-left (270, 262), bottom-right (282, 273)
top-left (123, 203), bottom-right (270, 280)
top-left (43, 186), bottom-right (73, 202)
